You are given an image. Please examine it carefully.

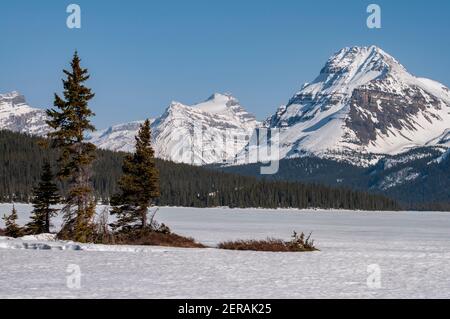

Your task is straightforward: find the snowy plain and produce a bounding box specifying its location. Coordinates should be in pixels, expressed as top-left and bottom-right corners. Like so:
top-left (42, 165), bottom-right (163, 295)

top-left (1, 204), bottom-right (450, 299)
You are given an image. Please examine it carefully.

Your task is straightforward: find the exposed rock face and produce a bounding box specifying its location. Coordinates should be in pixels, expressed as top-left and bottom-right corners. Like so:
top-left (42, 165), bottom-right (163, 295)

top-left (347, 86), bottom-right (443, 145)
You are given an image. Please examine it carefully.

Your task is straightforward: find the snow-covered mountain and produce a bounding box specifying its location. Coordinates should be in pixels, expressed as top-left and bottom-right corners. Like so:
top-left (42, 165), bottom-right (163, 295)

top-left (0, 91), bottom-right (258, 165)
top-left (0, 91), bottom-right (48, 136)
top-left (263, 46), bottom-right (450, 165)
top-left (88, 121), bottom-right (147, 153)
top-left (2, 46), bottom-right (450, 167)
top-left (89, 93), bottom-right (259, 164)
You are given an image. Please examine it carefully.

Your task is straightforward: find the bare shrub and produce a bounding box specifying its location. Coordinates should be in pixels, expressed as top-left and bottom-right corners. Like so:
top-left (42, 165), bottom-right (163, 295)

top-left (288, 231), bottom-right (317, 251)
top-left (218, 231), bottom-right (318, 252)
top-left (85, 206), bottom-right (205, 248)
top-left (112, 229), bottom-right (206, 248)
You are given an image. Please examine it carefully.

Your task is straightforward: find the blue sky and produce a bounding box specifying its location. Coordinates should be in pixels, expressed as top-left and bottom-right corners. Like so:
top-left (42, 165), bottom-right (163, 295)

top-left (1, 0), bottom-right (449, 128)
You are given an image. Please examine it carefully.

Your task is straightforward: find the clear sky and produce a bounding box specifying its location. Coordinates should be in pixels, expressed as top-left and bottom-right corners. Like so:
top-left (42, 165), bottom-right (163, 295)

top-left (1, 0), bottom-right (449, 128)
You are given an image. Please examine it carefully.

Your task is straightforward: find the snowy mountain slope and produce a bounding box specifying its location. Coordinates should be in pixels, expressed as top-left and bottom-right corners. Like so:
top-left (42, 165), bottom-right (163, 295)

top-left (0, 91), bottom-right (48, 136)
top-left (426, 128), bottom-right (450, 147)
top-left (153, 97), bottom-right (257, 165)
top-left (90, 93), bottom-right (259, 164)
top-left (0, 91), bottom-right (258, 164)
top-left (262, 46), bottom-right (450, 165)
top-left (88, 121), bottom-right (147, 153)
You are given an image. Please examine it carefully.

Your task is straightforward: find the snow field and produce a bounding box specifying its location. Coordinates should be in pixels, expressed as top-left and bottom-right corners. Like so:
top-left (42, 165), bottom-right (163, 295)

top-left (1, 205), bottom-right (450, 298)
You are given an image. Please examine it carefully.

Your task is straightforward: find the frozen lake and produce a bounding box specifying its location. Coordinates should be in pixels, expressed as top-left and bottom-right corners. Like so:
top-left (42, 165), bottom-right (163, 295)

top-left (1, 205), bottom-right (450, 298)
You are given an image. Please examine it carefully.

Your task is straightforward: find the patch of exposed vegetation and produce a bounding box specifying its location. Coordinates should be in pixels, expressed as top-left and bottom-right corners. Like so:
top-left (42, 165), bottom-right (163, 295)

top-left (218, 231), bottom-right (318, 252)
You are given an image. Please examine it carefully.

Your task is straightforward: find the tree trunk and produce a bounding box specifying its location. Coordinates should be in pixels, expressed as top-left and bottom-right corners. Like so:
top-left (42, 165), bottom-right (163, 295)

top-left (141, 207), bottom-right (147, 229)
top-left (45, 210), bottom-right (50, 233)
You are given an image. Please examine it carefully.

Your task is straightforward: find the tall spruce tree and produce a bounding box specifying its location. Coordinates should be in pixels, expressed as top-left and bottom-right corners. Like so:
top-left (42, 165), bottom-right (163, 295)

top-left (111, 119), bottom-right (160, 232)
top-left (3, 206), bottom-right (23, 238)
top-left (25, 162), bottom-right (60, 234)
top-left (46, 52), bottom-right (97, 242)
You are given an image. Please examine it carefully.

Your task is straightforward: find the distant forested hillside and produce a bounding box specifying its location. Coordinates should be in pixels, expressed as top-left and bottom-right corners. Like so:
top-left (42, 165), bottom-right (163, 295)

top-left (216, 148), bottom-right (450, 211)
top-left (0, 130), bottom-right (399, 211)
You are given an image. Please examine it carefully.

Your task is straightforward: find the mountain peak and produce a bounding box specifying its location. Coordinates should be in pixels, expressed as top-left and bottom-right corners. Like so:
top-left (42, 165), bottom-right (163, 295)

top-left (0, 91), bottom-right (26, 105)
top-left (0, 91), bottom-right (28, 110)
top-left (0, 91), bottom-right (20, 98)
top-left (338, 45), bottom-right (383, 54)
top-left (285, 46), bottom-right (412, 105)
top-left (168, 101), bottom-right (186, 109)
top-left (205, 92), bottom-right (239, 104)
top-left (205, 92), bottom-right (236, 102)
top-left (319, 45), bottom-right (400, 79)
top-left (332, 45), bottom-right (393, 60)
top-left (194, 93), bottom-right (241, 114)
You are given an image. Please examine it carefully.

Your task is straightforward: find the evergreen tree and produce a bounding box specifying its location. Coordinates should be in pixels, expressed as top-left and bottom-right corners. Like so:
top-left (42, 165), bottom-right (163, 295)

top-left (3, 206), bottom-right (23, 238)
top-left (25, 162), bottom-right (60, 234)
top-left (111, 119), bottom-right (160, 232)
top-left (46, 52), bottom-right (97, 242)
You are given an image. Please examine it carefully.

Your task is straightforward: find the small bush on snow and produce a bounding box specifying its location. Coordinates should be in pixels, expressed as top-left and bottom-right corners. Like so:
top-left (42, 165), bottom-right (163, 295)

top-left (218, 231), bottom-right (318, 252)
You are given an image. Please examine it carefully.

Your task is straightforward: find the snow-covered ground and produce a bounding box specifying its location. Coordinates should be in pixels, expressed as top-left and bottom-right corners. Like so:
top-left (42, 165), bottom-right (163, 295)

top-left (1, 205), bottom-right (450, 298)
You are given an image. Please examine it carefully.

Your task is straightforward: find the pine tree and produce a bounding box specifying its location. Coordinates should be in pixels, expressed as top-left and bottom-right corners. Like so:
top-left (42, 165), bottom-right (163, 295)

top-left (111, 119), bottom-right (160, 232)
top-left (25, 162), bottom-right (60, 234)
top-left (3, 206), bottom-right (23, 238)
top-left (46, 52), bottom-right (97, 242)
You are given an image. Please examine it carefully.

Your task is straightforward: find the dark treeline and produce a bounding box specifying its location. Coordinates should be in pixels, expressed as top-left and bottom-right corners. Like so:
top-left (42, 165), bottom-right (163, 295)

top-left (0, 130), bottom-right (399, 211)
